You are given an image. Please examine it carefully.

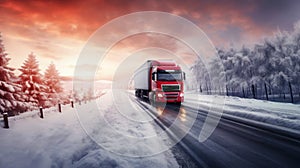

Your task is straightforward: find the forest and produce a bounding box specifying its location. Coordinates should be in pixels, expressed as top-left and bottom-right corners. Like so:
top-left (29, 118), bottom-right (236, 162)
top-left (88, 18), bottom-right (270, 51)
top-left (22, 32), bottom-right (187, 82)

top-left (0, 33), bottom-right (95, 116)
top-left (191, 21), bottom-right (300, 103)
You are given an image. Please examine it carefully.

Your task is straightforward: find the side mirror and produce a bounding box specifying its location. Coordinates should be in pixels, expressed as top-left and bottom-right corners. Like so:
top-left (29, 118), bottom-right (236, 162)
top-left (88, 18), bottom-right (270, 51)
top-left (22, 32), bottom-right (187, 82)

top-left (152, 73), bottom-right (157, 81)
top-left (183, 72), bottom-right (186, 80)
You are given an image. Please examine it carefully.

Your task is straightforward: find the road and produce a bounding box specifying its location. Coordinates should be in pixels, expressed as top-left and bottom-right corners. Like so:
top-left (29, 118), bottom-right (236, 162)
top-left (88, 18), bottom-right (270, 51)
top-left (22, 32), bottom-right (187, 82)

top-left (132, 96), bottom-right (300, 168)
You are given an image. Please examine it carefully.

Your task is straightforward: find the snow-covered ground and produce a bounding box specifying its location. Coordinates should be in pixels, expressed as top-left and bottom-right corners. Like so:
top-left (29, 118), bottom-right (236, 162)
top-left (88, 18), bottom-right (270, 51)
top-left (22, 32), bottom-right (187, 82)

top-left (0, 90), bottom-right (178, 168)
top-left (185, 93), bottom-right (300, 131)
top-left (1, 89), bottom-right (300, 168)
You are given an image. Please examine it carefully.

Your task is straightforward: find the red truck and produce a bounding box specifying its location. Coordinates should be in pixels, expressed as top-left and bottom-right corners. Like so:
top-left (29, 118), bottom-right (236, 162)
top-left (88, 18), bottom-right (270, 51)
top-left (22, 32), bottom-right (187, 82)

top-left (134, 60), bottom-right (185, 104)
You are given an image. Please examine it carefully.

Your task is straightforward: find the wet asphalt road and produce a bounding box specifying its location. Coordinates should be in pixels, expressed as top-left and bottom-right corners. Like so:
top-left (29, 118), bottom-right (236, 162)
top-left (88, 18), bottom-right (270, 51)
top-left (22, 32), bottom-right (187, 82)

top-left (135, 98), bottom-right (300, 168)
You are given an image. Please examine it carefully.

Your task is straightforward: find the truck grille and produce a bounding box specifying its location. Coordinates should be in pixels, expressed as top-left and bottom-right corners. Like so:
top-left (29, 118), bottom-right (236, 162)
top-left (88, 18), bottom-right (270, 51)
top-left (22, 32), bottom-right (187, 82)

top-left (165, 93), bottom-right (179, 100)
top-left (162, 85), bottom-right (180, 92)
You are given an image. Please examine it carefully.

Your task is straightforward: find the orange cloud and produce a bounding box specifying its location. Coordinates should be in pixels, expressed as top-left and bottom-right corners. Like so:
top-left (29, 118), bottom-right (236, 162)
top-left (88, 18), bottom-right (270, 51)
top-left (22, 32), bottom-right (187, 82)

top-left (0, 0), bottom-right (297, 79)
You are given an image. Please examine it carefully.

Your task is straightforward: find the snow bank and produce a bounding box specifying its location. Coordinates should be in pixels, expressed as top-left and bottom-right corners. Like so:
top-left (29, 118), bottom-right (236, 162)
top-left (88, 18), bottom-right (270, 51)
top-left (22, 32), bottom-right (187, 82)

top-left (185, 93), bottom-right (300, 131)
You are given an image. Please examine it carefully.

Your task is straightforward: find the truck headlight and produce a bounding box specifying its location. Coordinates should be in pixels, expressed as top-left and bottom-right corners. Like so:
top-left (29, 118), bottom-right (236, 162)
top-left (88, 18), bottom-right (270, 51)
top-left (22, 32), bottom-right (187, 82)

top-left (180, 93), bottom-right (184, 97)
top-left (157, 93), bottom-right (163, 98)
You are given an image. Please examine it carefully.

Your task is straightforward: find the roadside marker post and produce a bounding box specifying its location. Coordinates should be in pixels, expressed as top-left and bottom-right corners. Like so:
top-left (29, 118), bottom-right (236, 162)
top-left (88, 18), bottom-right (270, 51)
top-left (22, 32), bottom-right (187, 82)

top-left (40, 107), bottom-right (44, 119)
top-left (3, 112), bottom-right (9, 128)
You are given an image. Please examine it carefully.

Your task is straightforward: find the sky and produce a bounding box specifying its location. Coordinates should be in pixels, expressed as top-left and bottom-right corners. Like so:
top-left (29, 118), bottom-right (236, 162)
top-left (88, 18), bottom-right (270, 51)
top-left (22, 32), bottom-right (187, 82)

top-left (0, 0), bottom-right (300, 80)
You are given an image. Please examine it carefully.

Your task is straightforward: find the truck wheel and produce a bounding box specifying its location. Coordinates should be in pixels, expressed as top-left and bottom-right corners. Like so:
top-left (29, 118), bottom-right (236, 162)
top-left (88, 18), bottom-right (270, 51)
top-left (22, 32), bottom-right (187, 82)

top-left (140, 90), bottom-right (143, 99)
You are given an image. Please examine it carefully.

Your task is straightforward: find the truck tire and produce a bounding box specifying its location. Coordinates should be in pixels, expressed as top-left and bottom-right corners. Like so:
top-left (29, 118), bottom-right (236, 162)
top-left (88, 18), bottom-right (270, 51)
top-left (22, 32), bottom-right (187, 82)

top-left (135, 90), bottom-right (141, 98)
top-left (140, 90), bottom-right (144, 99)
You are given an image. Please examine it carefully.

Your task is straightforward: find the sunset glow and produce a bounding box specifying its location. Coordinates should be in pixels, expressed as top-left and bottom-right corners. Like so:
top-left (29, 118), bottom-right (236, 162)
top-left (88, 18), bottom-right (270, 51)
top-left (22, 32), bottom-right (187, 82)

top-left (1, 0), bottom-right (299, 80)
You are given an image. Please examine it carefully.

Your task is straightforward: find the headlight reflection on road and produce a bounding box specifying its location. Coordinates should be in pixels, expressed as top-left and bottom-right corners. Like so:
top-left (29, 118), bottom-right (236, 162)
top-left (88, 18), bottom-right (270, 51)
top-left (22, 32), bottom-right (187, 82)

top-left (179, 108), bottom-right (187, 122)
top-left (156, 107), bottom-right (164, 116)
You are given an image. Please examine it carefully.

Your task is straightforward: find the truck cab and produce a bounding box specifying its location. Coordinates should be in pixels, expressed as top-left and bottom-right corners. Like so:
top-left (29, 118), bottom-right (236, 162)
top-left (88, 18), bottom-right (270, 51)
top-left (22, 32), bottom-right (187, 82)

top-left (150, 61), bottom-right (185, 104)
top-left (134, 60), bottom-right (185, 105)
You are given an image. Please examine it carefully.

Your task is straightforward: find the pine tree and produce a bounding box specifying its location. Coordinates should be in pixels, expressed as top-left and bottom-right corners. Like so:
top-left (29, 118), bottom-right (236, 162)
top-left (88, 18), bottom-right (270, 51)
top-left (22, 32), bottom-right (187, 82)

top-left (0, 33), bottom-right (30, 115)
top-left (44, 62), bottom-right (63, 106)
top-left (19, 53), bottom-right (47, 107)
top-left (82, 88), bottom-right (94, 102)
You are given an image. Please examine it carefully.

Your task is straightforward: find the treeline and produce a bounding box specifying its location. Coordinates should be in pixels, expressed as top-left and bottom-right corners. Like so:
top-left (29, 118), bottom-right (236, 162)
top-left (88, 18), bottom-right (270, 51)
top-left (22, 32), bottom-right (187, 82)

top-left (0, 34), bottom-right (67, 116)
top-left (191, 22), bottom-right (300, 103)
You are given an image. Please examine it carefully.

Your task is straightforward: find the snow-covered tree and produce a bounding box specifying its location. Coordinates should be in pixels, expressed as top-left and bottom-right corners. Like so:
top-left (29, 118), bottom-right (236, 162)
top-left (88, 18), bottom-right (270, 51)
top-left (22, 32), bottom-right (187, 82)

top-left (0, 33), bottom-right (30, 115)
top-left (72, 90), bottom-right (80, 102)
top-left (44, 63), bottom-right (62, 93)
top-left (83, 88), bottom-right (94, 101)
top-left (190, 58), bottom-right (209, 92)
top-left (191, 20), bottom-right (300, 100)
top-left (44, 62), bottom-right (63, 106)
top-left (19, 53), bottom-right (47, 107)
top-left (288, 22), bottom-right (300, 89)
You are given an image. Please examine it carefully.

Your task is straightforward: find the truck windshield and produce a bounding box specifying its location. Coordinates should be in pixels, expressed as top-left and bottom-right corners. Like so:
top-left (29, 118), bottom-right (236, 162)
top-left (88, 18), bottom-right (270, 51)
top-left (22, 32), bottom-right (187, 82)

top-left (157, 72), bottom-right (182, 81)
